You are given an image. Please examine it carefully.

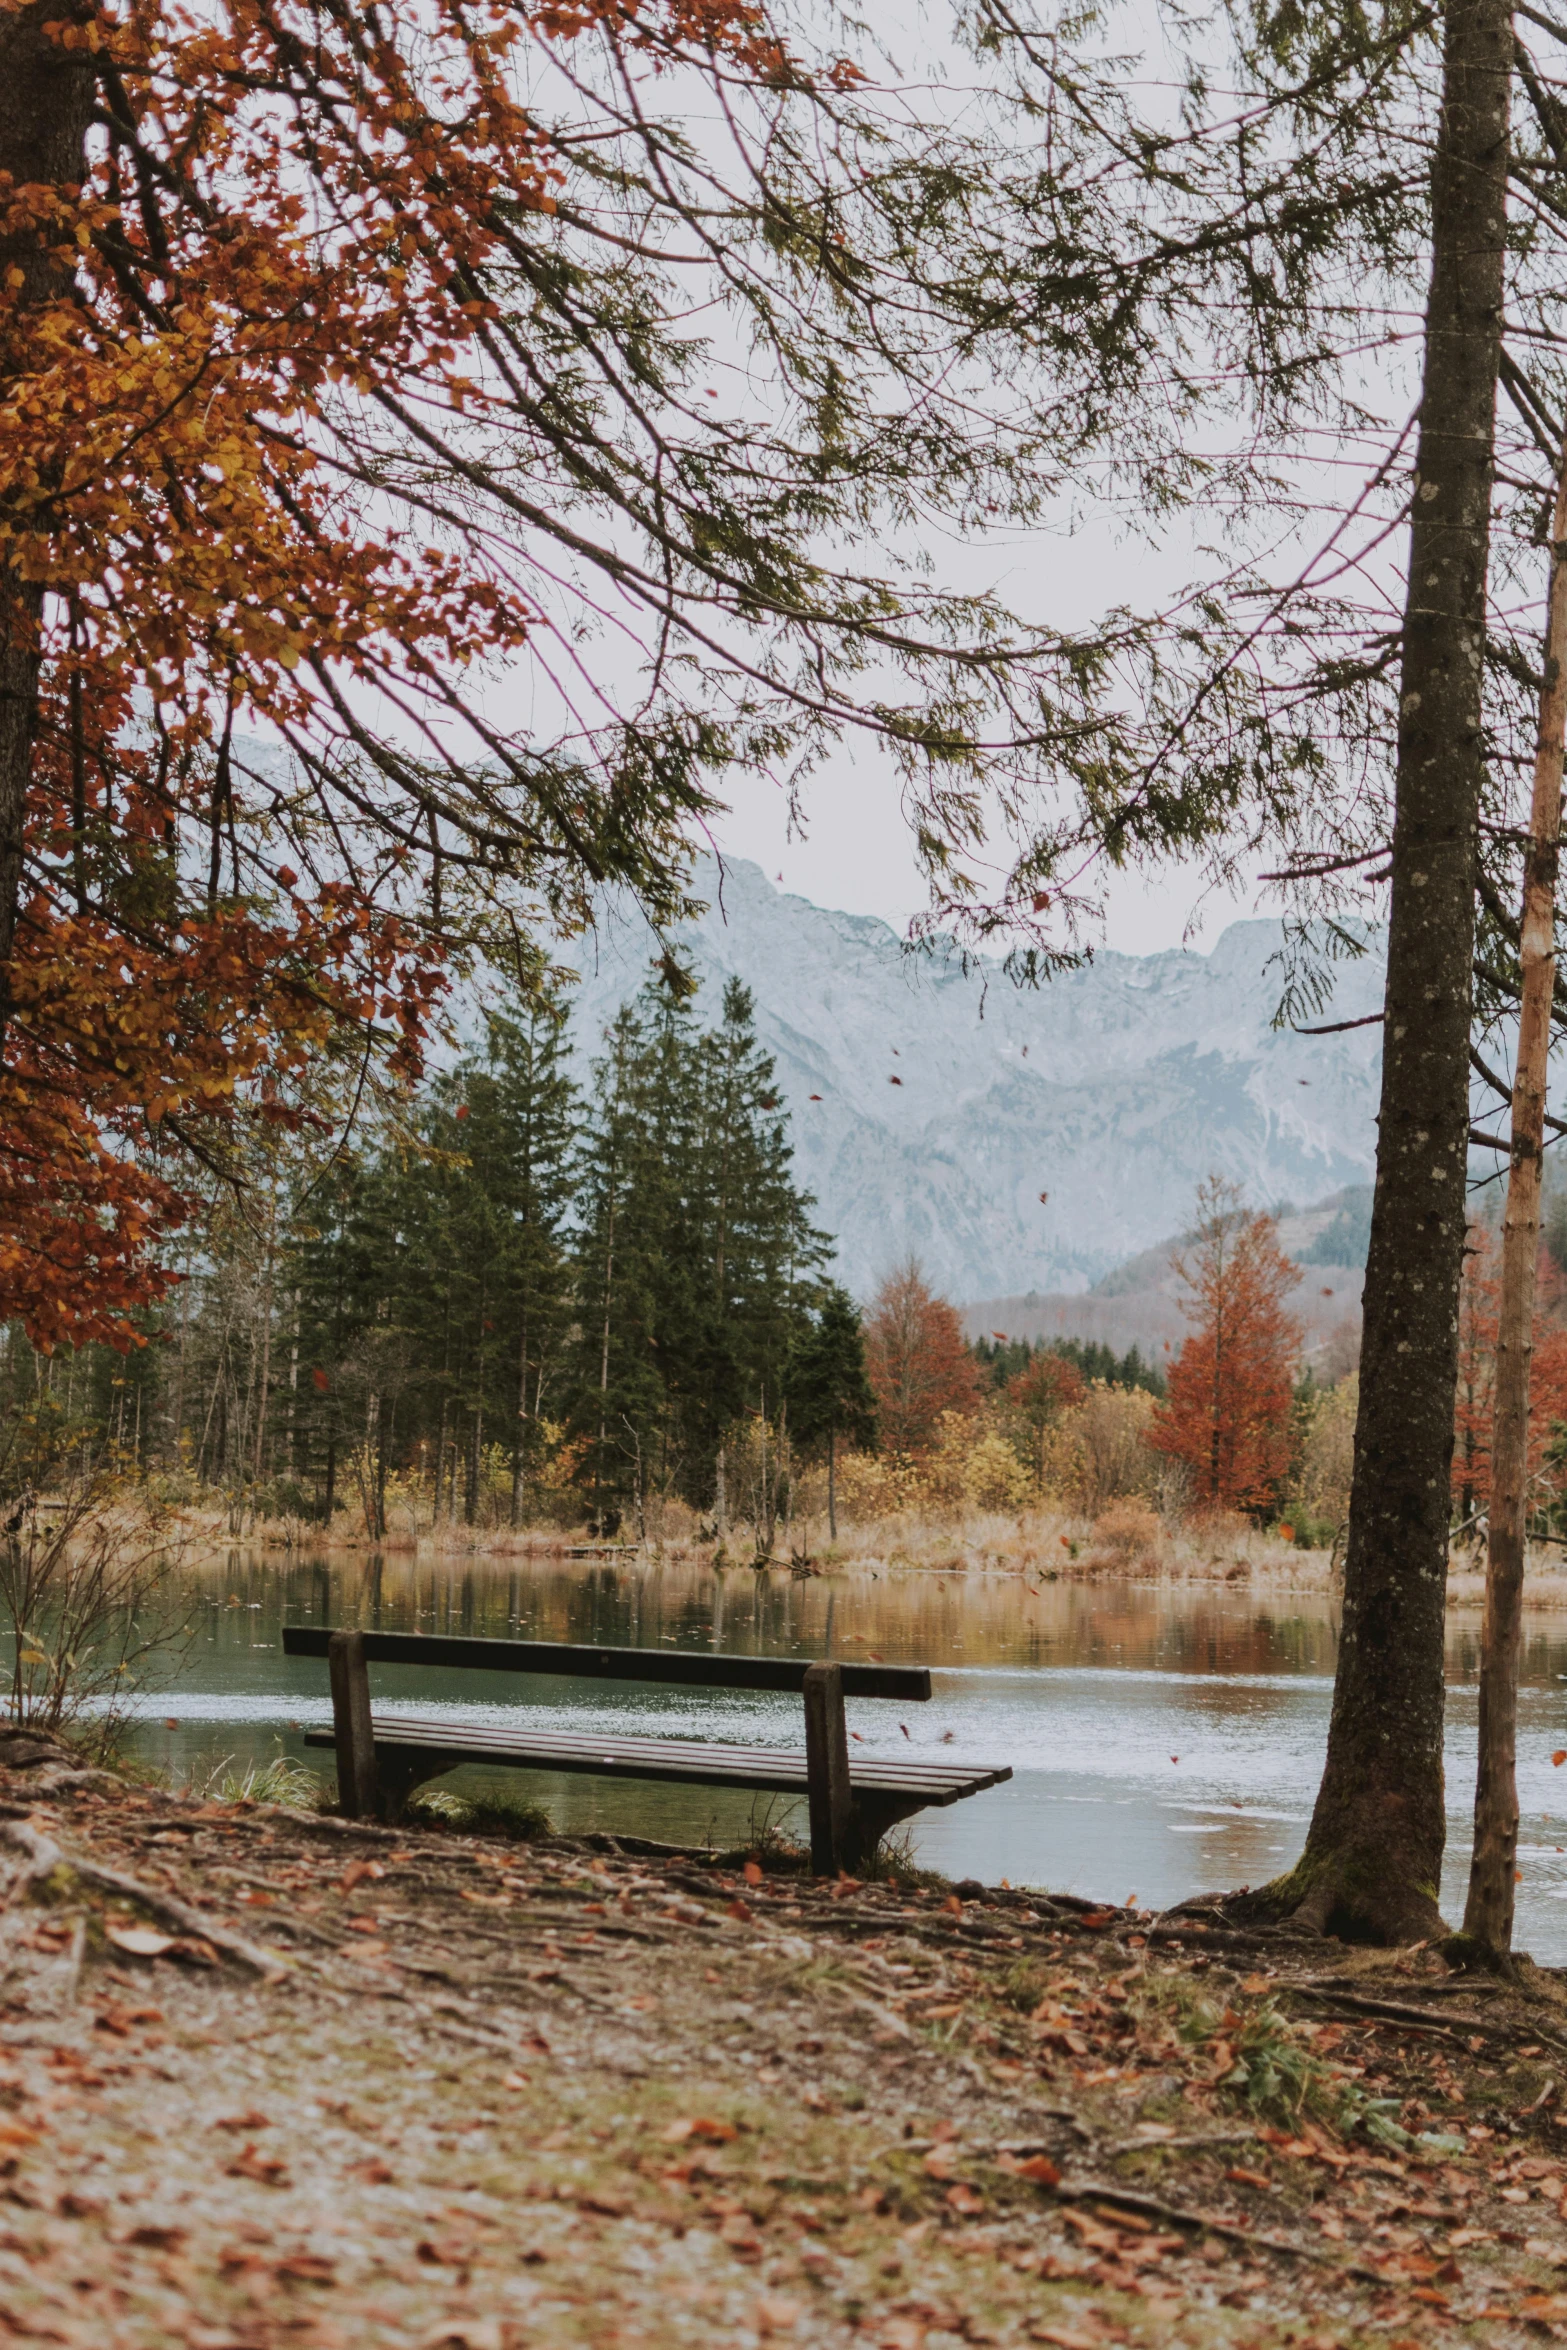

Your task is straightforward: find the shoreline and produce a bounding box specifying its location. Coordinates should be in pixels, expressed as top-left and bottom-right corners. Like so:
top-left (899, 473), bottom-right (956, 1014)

top-left (159, 1513), bottom-right (1567, 1609)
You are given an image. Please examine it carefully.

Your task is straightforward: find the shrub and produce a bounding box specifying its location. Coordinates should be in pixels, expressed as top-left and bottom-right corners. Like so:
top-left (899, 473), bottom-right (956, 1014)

top-left (962, 1431), bottom-right (1033, 1512)
top-left (1090, 1502), bottom-right (1164, 1563)
top-left (0, 1490), bottom-right (188, 1755)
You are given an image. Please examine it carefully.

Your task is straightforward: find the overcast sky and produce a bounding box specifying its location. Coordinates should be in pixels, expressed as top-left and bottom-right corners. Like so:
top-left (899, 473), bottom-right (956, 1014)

top-left (708, 696), bottom-right (1265, 959)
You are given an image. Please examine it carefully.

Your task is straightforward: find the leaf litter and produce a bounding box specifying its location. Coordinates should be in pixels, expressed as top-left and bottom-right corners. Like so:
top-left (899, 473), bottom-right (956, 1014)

top-left (3, 1736), bottom-right (1567, 2343)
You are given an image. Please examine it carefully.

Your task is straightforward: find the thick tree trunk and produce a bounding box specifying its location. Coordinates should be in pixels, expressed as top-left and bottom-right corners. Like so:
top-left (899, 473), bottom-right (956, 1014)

top-left (1461, 439), bottom-right (1567, 1956)
top-left (0, 9), bottom-right (96, 1032)
top-left (1260, 0), bottom-right (1513, 1944)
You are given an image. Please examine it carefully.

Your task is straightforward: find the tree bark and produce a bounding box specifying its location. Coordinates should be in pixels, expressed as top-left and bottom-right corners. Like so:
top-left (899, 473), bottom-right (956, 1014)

top-left (0, 8), bottom-right (96, 1034)
top-left (1461, 437), bottom-right (1567, 1957)
top-left (1260, 0), bottom-right (1513, 1944)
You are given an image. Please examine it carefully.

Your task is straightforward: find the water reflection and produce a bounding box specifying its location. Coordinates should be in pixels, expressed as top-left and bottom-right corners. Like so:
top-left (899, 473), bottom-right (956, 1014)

top-left (117, 1550), bottom-right (1567, 1960)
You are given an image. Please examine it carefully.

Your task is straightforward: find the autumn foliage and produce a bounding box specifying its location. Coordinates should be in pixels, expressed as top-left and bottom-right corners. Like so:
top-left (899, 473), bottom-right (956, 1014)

top-left (863, 1261), bottom-right (980, 1457)
top-left (0, 0), bottom-right (855, 1346)
top-left (1451, 1222), bottom-right (1567, 1520)
top-left (1150, 1178), bottom-right (1302, 1514)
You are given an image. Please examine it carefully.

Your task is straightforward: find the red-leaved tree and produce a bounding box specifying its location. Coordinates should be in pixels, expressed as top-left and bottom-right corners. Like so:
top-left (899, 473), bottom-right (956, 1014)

top-left (1150, 1176), bottom-right (1302, 1514)
top-left (864, 1261), bottom-right (979, 1457)
top-left (1452, 1223), bottom-right (1567, 1522)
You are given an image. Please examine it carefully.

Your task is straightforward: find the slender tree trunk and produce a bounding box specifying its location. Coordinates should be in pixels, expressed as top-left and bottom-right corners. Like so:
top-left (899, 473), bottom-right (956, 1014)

top-left (1462, 439), bottom-right (1567, 1956)
top-left (252, 1189), bottom-right (276, 1484)
top-left (1265, 0), bottom-right (1513, 1943)
top-left (595, 1187), bottom-right (615, 1534)
top-left (828, 1430), bottom-right (837, 1542)
top-left (511, 1294), bottom-right (530, 1530)
top-left (0, 13), bottom-right (95, 1050)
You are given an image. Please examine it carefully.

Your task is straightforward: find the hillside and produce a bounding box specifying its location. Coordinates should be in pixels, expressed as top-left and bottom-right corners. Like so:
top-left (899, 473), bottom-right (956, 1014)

top-left (563, 856), bottom-right (1384, 1300)
top-left (960, 1186), bottom-right (1369, 1374)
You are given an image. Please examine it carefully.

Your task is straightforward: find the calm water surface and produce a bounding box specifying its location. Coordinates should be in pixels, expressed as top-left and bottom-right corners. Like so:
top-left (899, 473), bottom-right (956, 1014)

top-left (117, 1550), bottom-right (1567, 1960)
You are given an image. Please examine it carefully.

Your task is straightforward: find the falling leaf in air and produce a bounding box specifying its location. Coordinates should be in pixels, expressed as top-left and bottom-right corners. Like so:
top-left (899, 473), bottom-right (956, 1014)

top-left (899, 1723), bottom-right (910, 1739)
top-left (1039, 1191), bottom-right (1048, 1203)
top-left (454, 1103), bottom-right (470, 1119)
top-left (940, 1729), bottom-right (954, 1743)
top-left (1171, 1755), bottom-right (1179, 1764)
top-left (311, 1367), bottom-right (330, 1392)
top-left (850, 1730), bottom-right (864, 1743)
top-left (809, 1093), bottom-right (822, 1100)
top-left (1555, 1752), bottom-right (1567, 1767)
top-left (743, 1859), bottom-right (764, 1886)
top-left (889, 1074), bottom-right (902, 1085)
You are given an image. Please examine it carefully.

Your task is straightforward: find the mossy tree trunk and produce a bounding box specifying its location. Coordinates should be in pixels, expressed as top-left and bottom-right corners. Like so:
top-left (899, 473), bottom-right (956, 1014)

top-left (1260, 0), bottom-right (1513, 1944)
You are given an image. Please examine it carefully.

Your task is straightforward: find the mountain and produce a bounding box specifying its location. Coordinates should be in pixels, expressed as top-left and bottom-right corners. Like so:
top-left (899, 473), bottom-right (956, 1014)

top-left (560, 856), bottom-right (1384, 1302)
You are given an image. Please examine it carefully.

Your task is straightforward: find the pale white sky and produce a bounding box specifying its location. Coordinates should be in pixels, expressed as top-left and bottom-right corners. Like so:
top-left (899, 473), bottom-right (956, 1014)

top-left (709, 750), bottom-right (1263, 956)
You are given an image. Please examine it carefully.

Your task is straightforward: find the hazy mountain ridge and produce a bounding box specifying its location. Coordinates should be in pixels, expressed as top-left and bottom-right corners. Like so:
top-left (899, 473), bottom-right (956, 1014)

top-left (561, 857), bottom-right (1385, 1301)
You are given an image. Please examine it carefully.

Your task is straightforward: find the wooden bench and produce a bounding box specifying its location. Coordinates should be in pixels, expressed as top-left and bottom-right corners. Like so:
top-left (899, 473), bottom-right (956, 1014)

top-left (281, 1627), bottom-right (1011, 1874)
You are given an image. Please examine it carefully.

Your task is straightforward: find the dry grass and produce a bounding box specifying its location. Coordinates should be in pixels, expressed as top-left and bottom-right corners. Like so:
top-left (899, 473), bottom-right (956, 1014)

top-left (143, 1497), bottom-right (1567, 1609)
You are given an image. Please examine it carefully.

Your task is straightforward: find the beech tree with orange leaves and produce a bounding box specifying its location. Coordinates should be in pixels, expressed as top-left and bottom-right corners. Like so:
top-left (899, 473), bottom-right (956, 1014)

top-left (1150, 1177), bottom-right (1302, 1517)
top-left (1452, 1223), bottom-right (1567, 1528)
top-left (863, 1261), bottom-right (978, 1459)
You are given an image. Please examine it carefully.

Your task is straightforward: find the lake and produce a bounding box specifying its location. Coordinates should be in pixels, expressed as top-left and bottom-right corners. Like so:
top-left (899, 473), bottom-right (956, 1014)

top-left (114, 1547), bottom-right (1567, 1959)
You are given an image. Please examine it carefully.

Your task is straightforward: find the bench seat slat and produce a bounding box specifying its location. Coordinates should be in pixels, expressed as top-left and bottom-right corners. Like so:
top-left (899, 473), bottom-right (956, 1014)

top-left (302, 1717), bottom-right (1010, 1807)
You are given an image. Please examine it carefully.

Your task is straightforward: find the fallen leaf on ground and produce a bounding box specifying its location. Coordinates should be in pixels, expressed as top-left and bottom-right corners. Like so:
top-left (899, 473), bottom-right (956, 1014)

top-left (214, 2110), bottom-right (272, 2132)
top-left (107, 1927), bottom-right (175, 1958)
top-left (275, 2252), bottom-right (337, 2283)
top-left (226, 2143), bottom-right (290, 2185)
top-left (1013, 2154), bottom-right (1061, 2185)
top-left (661, 2117), bottom-right (738, 2143)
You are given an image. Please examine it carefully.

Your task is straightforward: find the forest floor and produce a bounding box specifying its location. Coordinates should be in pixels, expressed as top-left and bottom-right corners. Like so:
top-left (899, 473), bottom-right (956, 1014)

top-left (5, 1736), bottom-right (1567, 2347)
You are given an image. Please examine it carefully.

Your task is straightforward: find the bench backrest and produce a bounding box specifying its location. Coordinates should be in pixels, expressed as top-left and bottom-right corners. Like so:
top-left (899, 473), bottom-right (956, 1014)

top-left (282, 1626), bottom-right (930, 1701)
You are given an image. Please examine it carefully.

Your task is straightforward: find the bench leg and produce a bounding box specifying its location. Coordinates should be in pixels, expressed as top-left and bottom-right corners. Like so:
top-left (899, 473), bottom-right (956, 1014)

top-left (328, 1629), bottom-right (379, 1820)
top-left (803, 1662), bottom-right (856, 1875)
top-left (374, 1751), bottom-right (455, 1824)
top-left (853, 1794), bottom-right (925, 1874)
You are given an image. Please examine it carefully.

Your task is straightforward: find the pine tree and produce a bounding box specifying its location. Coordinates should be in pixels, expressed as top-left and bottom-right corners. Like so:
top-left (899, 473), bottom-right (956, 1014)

top-left (787, 1284), bottom-right (877, 1539)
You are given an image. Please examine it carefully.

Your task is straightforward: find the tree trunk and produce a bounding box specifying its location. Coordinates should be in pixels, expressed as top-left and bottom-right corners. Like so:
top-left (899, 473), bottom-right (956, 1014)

top-left (1461, 436), bottom-right (1567, 1957)
top-left (511, 1296), bottom-right (530, 1531)
top-left (1260, 0), bottom-right (1513, 1944)
top-left (0, 11), bottom-right (96, 1043)
top-left (828, 1430), bottom-right (837, 1543)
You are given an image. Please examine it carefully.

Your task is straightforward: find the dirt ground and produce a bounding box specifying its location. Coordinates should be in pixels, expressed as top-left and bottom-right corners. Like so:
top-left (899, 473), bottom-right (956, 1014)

top-left (5, 1737), bottom-right (1567, 2348)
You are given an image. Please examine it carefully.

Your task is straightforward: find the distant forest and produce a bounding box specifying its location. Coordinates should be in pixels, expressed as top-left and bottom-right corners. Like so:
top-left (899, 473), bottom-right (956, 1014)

top-left (0, 976), bottom-right (1183, 1533)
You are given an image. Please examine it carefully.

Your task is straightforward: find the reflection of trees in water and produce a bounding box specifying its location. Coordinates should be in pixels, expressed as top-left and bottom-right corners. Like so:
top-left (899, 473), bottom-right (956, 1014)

top-left (168, 1550), bottom-right (1567, 1694)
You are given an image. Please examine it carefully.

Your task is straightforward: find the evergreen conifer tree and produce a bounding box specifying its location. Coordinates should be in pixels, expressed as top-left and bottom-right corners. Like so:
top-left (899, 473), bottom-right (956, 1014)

top-left (786, 1284), bottom-right (877, 1539)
